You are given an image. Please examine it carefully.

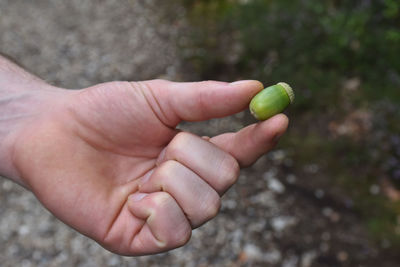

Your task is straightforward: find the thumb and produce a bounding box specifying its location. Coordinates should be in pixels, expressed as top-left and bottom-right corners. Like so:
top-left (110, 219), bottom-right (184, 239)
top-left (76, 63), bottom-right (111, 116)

top-left (144, 79), bottom-right (264, 125)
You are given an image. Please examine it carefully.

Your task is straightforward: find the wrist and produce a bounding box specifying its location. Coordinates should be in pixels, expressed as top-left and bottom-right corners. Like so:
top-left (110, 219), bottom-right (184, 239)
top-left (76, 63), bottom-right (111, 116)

top-left (0, 55), bottom-right (67, 187)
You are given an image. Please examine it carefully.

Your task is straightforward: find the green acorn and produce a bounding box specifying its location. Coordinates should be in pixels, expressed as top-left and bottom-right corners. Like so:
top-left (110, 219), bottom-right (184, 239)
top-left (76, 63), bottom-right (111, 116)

top-left (249, 82), bottom-right (295, 121)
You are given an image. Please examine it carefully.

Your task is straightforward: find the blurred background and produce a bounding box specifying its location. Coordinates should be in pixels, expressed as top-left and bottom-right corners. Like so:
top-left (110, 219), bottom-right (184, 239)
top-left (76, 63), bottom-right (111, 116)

top-left (1, 0), bottom-right (400, 266)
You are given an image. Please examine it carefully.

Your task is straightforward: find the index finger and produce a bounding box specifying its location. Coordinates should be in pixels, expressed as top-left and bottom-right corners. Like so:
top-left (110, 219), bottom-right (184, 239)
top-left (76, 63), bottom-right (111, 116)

top-left (210, 114), bottom-right (289, 167)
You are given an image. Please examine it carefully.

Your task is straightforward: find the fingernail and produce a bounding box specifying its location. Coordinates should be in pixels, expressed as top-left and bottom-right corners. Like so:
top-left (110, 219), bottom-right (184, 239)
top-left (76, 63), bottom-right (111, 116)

top-left (230, 80), bottom-right (250, 86)
top-left (129, 193), bottom-right (148, 202)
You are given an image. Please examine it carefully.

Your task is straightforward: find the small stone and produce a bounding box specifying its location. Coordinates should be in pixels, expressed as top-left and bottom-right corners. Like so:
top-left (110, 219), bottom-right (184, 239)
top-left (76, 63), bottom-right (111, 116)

top-left (32, 250), bottom-right (42, 261)
top-left (321, 232), bottom-right (331, 241)
top-left (222, 199), bottom-right (237, 210)
top-left (304, 235), bottom-right (313, 244)
top-left (381, 239), bottom-right (391, 249)
top-left (282, 255), bottom-right (299, 267)
top-left (370, 184), bottom-right (380, 195)
top-left (243, 243), bottom-right (263, 261)
top-left (322, 207), bottom-right (340, 222)
top-left (286, 174), bottom-right (297, 184)
top-left (107, 255), bottom-right (121, 266)
top-left (249, 191), bottom-right (275, 206)
top-left (301, 250), bottom-right (317, 267)
top-left (263, 168), bottom-right (279, 180)
top-left (2, 180), bottom-right (13, 191)
top-left (343, 77), bottom-right (361, 91)
top-left (320, 242), bottom-right (330, 252)
top-left (263, 248), bottom-right (282, 264)
top-left (283, 158), bottom-right (294, 167)
top-left (267, 177), bottom-right (285, 194)
top-left (315, 189), bottom-right (325, 199)
top-left (248, 221), bottom-right (266, 232)
top-left (230, 229), bottom-right (243, 250)
top-left (271, 216), bottom-right (297, 232)
top-left (304, 164), bottom-right (319, 174)
top-left (322, 207), bottom-right (333, 217)
top-left (21, 259), bottom-right (32, 267)
top-left (330, 212), bottom-right (341, 222)
top-left (269, 149), bottom-right (287, 162)
top-left (18, 225), bottom-right (30, 236)
top-left (337, 251), bottom-right (348, 262)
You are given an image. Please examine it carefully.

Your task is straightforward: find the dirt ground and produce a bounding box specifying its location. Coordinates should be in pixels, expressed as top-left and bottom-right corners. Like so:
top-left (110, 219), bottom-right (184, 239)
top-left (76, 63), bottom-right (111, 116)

top-left (0, 1), bottom-right (399, 266)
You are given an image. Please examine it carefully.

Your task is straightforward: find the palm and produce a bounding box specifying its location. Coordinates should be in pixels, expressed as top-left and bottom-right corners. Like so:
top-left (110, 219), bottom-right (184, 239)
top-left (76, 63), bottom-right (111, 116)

top-left (15, 81), bottom-right (177, 253)
top-left (14, 80), bottom-right (288, 255)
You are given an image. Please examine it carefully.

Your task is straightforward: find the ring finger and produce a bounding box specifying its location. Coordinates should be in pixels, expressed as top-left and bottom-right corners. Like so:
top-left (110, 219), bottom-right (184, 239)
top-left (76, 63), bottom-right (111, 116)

top-left (139, 160), bottom-right (221, 228)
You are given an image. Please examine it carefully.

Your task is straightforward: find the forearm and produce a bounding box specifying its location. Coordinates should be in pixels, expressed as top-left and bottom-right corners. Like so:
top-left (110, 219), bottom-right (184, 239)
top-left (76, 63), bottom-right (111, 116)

top-left (0, 55), bottom-right (62, 186)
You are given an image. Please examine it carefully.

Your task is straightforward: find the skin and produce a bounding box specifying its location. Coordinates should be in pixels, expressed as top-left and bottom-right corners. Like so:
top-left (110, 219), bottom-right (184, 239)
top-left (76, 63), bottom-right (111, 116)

top-left (0, 55), bottom-right (289, 256)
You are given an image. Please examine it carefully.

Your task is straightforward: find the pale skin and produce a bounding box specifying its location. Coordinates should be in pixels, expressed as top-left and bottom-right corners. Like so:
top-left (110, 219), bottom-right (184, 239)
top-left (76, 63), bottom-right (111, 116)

top-left (0, 55), bottom-right (288, 256)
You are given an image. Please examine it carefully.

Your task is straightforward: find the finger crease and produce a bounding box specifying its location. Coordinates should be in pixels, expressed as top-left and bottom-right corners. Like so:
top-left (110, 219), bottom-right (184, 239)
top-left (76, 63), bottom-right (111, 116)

top-left (102, 201), bottom-right (126, 242)
top-left (134, 82), bottom-right (175, 128)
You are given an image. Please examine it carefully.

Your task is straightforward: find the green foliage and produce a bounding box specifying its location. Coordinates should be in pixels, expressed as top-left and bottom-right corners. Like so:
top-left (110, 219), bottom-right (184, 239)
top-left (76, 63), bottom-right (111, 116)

top-left (183, 0), bottom-right (400, 106)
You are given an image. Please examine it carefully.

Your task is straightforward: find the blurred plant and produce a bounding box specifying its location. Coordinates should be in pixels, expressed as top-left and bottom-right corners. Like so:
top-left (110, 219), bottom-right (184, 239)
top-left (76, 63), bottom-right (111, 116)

top-left (182, 0), bottom-right (400, 109)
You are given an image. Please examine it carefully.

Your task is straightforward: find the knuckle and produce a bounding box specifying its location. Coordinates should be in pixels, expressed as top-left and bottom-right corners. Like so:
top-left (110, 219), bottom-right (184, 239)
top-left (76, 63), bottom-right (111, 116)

top-left (166, 132), bottom-right (190, 158)
top-left (150, 192), bottom-right (172, 208)
top-left (157, 160), bottom-right (178, 174)
top-left (202, 192), bottom-right (221, 220)
top-left (154, 160), bottom-right (180, 189)
top-left (219, 156), bottom-right (240, 190)
top-left (173, 224), bottom-right (192, 247)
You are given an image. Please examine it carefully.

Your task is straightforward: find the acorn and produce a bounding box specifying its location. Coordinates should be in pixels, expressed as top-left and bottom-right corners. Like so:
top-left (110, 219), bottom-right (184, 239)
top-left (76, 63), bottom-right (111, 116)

top-left (249, 82), bottom-right (295, 120)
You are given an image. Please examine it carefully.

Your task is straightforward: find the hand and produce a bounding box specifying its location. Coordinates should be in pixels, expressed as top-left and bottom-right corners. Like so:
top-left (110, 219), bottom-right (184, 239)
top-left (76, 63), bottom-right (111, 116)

top-left (7, 77), bottom-right (288, 255)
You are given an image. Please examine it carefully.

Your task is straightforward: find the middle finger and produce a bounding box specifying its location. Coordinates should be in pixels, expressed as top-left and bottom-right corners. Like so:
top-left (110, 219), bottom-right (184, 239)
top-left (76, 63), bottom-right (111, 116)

top-left (157, 132), bottom-right (240, 194)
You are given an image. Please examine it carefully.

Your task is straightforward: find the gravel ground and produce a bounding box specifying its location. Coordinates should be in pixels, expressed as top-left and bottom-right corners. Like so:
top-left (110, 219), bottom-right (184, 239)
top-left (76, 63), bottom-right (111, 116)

top-left (0, 1), bottom-right (399, 266)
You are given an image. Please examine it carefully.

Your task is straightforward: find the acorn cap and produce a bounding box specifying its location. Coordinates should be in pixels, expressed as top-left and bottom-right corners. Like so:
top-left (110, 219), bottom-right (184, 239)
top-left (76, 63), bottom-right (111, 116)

top-left (277, 82), bottom-right (295, 104)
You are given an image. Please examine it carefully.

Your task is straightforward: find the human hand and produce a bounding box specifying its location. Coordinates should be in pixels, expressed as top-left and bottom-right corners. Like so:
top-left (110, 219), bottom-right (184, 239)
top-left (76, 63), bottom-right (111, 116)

top-left (3, 69), bottom-right (288, 255)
